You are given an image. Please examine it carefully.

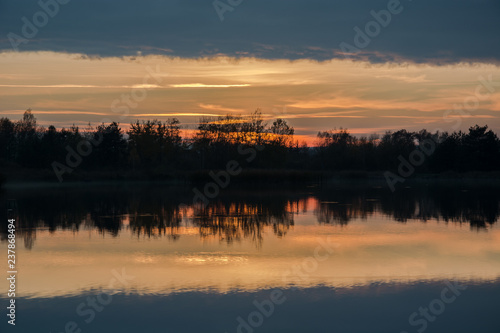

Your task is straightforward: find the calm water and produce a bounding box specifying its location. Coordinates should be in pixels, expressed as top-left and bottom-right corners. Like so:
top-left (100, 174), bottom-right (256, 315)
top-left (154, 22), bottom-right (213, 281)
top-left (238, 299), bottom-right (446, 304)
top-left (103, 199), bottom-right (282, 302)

top-left (1, 182), bottom-right (500, 332)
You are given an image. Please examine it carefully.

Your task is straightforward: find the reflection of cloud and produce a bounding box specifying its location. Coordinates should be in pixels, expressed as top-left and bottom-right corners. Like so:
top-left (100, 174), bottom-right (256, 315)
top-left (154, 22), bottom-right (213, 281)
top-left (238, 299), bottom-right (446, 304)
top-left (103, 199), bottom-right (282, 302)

top-left (175, 255), bottom-right (248, 265)
top-left (134, 255), bottom-right (158, 264)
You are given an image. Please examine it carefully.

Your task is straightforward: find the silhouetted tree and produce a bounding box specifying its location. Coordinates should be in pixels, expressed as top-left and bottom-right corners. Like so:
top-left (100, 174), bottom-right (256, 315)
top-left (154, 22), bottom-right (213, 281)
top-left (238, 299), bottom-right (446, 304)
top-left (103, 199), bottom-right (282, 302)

top-left (2, 110), bottom-right (500, 179)
top-left (0, 117), bottom-right (15, 162)
top-left (128, 118), bottom-right (181, 169)
top-left (92, 122), bottom-right (128, 167)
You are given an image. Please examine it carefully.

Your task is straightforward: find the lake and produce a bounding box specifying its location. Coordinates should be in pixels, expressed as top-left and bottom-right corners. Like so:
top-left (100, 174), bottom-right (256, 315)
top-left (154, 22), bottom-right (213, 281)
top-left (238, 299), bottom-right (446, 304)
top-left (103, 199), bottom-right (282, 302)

top-left (1, 181), bottom-right (499, 332)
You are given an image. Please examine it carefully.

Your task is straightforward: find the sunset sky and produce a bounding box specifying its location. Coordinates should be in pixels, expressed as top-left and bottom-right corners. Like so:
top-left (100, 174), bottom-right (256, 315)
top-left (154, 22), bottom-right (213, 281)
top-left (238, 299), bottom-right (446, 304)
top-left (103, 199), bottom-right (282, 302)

top-left (1, 0), bottom-right (499, 143)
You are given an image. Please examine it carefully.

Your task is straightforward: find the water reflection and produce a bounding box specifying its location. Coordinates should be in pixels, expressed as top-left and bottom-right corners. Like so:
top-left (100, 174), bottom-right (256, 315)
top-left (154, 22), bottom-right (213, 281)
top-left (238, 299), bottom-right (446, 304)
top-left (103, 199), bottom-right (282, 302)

top-left (2, 281), bottom-right (500, 333)
top-left (314, 185), bottom-right (500, 228)
top-left (1, 182), bottom-right (500, 249)
top-left (1, 183), bottom-right (499, 333)
top-left (192, 201), bottom-right (295, 246)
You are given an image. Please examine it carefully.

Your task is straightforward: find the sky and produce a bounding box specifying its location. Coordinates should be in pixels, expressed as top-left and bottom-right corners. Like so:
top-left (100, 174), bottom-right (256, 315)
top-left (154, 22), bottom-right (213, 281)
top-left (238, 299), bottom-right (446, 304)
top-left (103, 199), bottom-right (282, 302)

top-left (1, 0), bottom-right (499, 142)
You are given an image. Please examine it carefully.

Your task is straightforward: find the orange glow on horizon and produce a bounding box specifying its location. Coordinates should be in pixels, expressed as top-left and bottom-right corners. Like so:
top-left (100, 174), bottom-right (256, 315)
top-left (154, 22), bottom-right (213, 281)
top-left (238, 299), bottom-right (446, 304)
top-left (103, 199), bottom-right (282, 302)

top-left (1, 52), bottom-right (499, 141)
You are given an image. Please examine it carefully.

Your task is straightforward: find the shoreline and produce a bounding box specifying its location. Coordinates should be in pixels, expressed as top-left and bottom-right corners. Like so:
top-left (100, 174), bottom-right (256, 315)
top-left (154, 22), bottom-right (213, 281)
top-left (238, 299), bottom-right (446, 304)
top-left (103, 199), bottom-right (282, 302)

top-left (3, 168), bottom-right (500, 189)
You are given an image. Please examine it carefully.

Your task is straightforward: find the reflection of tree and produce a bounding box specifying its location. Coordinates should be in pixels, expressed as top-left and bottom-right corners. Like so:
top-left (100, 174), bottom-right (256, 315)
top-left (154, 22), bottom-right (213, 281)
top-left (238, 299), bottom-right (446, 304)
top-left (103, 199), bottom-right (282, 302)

top-left (0, 187), bottom-right (298, 249)
top-left (0, 187), bottom-right (132, 249)
top-left (314, 185), bottom-right (500, 229)
top-left (191, 201), bottom-right (294, 246)
top-left (422, 186), bottom-right (500, 229)
top-left (1, 184), bottom-right (499, 249)
top-left (378, 185), bottom-right (500, 229)
top-left (379, 189), bottom-right (418, 223)
top-left (316, 203), bottom-right (364, 225)
top-left (314, 189), bottom-right (376, 225)
top-left (129, 208), bottom-right (182, 240)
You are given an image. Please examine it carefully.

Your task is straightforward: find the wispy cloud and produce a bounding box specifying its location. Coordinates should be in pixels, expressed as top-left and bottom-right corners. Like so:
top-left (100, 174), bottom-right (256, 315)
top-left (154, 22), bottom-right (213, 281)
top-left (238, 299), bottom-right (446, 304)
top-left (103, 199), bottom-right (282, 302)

top-left (2, 53), bottom-right (500, 140)
top-left (199, 103), bottom-right (244, 113)
top-left (170, 83), bottom-right (250, 88)
top-left (131, 113), bottom-right (220, 117)
top-left (0, 84), bottom-right (102, 88)
top-left (0, 84), bottom-right (163, 89)
top-left (375, 75), bottom-right (429, 83)
top-left (0, 110), bottom-right (109, 116)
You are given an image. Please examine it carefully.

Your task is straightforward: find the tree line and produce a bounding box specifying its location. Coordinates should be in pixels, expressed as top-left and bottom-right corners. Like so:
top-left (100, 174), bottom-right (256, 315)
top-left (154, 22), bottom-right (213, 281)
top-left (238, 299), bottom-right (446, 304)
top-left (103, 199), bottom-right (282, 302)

top-left (1, 109), bottom-right (500, 180)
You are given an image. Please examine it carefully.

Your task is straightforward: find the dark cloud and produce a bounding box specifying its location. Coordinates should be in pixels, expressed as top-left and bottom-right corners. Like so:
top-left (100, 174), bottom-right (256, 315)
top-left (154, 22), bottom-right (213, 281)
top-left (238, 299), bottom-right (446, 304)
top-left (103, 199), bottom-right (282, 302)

top-left (1, 0), bottom-right (499, 64)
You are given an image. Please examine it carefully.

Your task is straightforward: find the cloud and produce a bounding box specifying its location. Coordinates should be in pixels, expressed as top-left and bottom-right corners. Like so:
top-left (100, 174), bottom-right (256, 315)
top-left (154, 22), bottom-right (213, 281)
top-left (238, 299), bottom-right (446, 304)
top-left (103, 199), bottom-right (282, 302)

top-left (170, 83), bottom-right (250, 88)
top-left (374, 75), bottom-right (429, 83)
top-left (131, 113), bottom-right (220, 117)
top-left (198, 103), bottom-right (244, 113)
top-left (1, 0), bottom-right (499, 64)
top-left (0, 84), bottom-right (163, 89)
top-left (2, 52), bottom-right (500, 140)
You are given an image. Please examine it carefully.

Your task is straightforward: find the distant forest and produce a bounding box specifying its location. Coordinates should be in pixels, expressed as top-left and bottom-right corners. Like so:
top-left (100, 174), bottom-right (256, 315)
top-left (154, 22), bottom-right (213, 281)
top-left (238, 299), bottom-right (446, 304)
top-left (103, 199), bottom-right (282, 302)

top-left (1, 109), bottom-right (500, 181)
